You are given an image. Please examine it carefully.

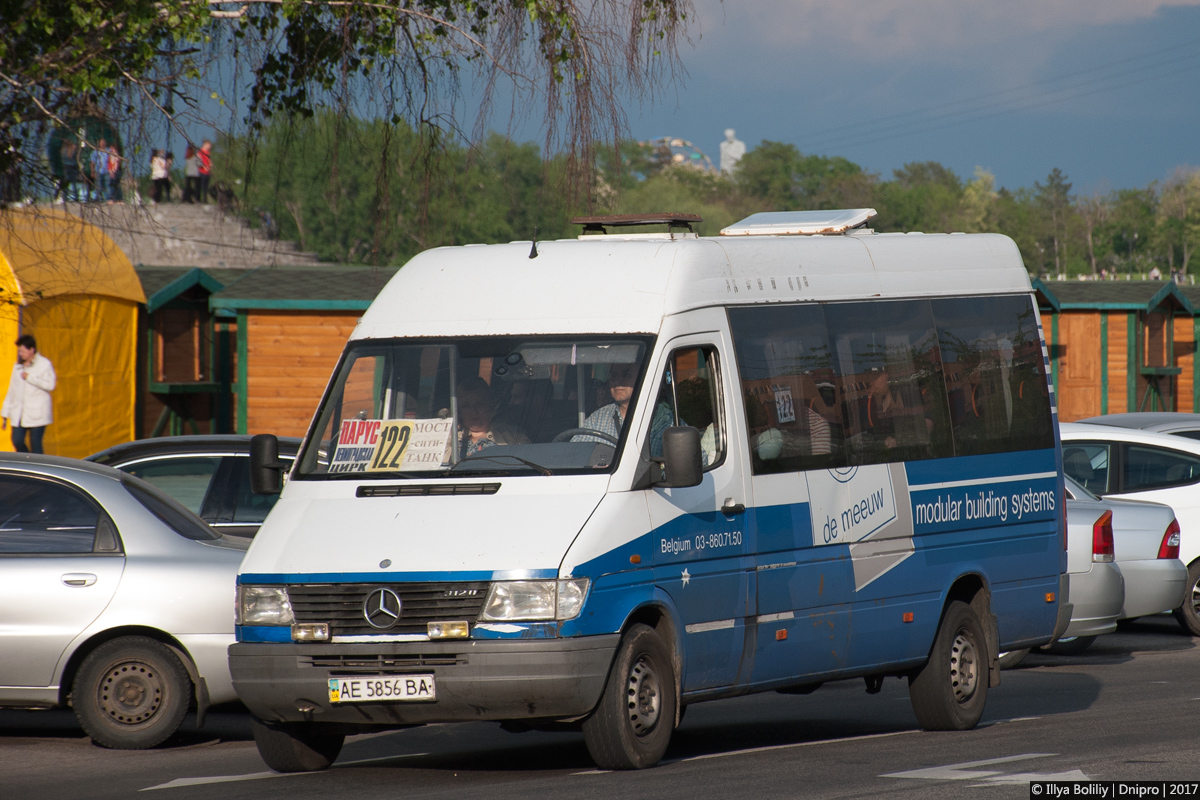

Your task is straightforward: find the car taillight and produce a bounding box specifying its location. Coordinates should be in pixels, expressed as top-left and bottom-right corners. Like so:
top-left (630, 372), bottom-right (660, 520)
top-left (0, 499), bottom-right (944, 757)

top-left (1092, 510), bottom-right (1114, 562)
top-left (1158, 519), bottom-right (1181, 560)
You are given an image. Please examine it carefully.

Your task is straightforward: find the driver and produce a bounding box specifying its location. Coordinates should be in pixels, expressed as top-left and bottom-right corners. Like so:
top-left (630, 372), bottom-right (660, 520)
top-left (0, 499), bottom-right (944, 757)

top-left (574, 363), bottom-right (639, 444)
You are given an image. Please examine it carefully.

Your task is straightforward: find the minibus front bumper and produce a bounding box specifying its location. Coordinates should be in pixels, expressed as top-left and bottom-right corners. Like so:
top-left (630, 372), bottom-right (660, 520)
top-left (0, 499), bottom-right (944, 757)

top-left (229, 635), bottom-right (620, 726)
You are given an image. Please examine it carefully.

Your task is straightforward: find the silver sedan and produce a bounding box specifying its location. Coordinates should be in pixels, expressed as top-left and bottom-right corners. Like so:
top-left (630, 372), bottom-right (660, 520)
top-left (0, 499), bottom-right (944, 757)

top-left (1066, 476), bottom-right (1186, 623)
top-left (0, 453), bottom-right (246, 749)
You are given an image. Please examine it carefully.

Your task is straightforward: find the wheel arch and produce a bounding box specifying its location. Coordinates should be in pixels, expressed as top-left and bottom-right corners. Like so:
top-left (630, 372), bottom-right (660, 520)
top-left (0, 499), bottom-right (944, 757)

top-left (941, 572), bottom-right (999, 687)
top-left (58, 626), bottom-right (202, 711)
top-left (618, 598), bottom-right (683, 726)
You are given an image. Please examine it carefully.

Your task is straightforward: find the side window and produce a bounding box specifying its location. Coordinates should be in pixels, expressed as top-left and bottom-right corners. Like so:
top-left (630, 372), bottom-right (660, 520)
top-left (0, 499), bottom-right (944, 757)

top-left (932, 295), bottom-right (1053, 456)
top-left (1063, 443), bottom-right (1111, 494)
top-left (1123, 445), bottom-right (1200, 491)
top-left (0, 475), bottom-right (108, 554)
top-left (826, 299), bottom-right (952, 465)
top-left (227, 456), bottom-right (291, 524)
top-left (649, 346), bottom-right (724, 469)
top-left (730, 305), bottom-right (839, 474)
top-left (122, 456), bottom-right (222, 515)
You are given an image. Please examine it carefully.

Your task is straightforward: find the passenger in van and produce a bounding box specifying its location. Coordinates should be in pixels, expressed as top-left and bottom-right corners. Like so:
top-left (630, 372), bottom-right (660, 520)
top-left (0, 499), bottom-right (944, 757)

top-left (745, 390), bottom-right (832, 464)
top-left (857, 370), bottom-right (899, 450)
top-left (450, 376), bottom-right (529, 460)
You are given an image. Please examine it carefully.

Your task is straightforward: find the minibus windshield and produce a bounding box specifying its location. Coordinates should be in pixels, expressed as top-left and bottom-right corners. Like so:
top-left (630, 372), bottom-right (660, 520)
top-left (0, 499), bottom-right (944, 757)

top-left (295, 336), bottom-right (653, 479)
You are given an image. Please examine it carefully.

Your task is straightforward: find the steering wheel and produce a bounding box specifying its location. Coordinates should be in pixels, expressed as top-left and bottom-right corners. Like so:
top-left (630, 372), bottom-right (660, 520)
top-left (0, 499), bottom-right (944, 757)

top-left (551, 428), bottom-right (619, 445)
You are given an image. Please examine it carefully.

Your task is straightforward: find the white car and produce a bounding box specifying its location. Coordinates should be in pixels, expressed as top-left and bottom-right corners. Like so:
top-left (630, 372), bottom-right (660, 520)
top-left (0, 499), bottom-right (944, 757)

top-left (0, 453), bottom-right (247, 749)
top-left (1077, 412), bottom-right (1200, 442)
top-left (1061, 422), bottom-right (1200, 635)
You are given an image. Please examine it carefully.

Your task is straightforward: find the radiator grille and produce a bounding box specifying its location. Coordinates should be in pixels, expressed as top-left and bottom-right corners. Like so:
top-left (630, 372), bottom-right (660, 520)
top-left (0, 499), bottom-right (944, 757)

top-left (305, 653), bottom-right (464, 673)
top-left (289, 582), bottom-right (489, 636)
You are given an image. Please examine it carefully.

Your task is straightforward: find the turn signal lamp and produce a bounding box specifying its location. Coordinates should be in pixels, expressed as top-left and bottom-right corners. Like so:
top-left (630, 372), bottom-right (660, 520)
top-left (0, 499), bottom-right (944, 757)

top-left (1158, 519), bottom-right (1181, 560)
top-left (291, 623), bottom-right (330, 642)
top-left (428, 621), bottom-right (470, 639)
top-left (1092, 510), bottom-right (1114, 563)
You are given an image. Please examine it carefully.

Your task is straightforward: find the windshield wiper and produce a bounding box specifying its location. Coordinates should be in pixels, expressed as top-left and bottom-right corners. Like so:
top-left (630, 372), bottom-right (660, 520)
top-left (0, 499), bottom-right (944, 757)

top-left (450, 453), bottom-right (554, 476)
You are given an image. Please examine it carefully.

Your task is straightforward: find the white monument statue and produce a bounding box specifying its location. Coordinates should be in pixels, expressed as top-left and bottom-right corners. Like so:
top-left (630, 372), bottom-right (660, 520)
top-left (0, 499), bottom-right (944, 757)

top-left (719, 128), bottom-right (745, 174)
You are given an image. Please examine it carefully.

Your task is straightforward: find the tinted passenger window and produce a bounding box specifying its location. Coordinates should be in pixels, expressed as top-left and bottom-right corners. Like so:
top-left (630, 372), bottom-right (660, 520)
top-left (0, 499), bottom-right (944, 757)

top-left (649, 347), bottom-right (724, 468)
top-left (122, 456), bottom-right (221, 514)
top-left (730, 295), bottom-right (1054, 475)
top-left (932, 295), bottom-right (1053, 456)
top-left (1062, 443), bottom-right (1111, 494)
top-left (731, 300), bottom-right (953, 473)
top-left (826, 300), bottom-right (951, 465)
top-left (0, 475), bottom-right (103, 553)
top-left (1123, 445), bottom-right (1200, 491)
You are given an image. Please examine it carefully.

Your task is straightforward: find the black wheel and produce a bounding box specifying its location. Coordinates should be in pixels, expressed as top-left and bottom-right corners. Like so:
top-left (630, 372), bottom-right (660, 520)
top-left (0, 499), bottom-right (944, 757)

top-left (908, 600), bottom-right (988, 731)
top-left (551, 427), bottom-right (620, 445)
top-left (582, 623), bottom-right (676, 769)
top-left (1043, 635), bottom-right (1096, 656)
top-left (996, 649), bottom-right (1030, 670)
top-left (251, 717), bottom-right (345, 773)
top-left (72, 636), bottom-right (192, 749)
top-left (1173, 560), bottom-right (1200, 637)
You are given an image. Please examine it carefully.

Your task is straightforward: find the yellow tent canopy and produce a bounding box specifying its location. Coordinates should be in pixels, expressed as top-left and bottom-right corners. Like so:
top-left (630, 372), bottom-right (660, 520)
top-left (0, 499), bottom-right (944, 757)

top-left (0, 208), bottom-right (146, 457)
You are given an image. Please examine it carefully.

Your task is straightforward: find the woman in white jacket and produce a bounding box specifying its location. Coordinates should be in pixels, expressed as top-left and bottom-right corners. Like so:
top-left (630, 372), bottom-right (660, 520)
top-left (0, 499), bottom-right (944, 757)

top-left (1, 335), bottom-right (56, 454)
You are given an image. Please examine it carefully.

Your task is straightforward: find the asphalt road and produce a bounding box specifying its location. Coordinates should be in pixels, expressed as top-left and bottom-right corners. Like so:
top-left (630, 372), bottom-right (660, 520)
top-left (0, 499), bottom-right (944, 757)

top-left (3, 614), bottom-right (1197, 800)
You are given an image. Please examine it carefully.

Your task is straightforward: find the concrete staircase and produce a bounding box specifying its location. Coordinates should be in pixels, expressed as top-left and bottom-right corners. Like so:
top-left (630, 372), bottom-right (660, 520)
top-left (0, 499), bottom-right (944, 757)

top-left (60, 201), bottom-right (322, 269)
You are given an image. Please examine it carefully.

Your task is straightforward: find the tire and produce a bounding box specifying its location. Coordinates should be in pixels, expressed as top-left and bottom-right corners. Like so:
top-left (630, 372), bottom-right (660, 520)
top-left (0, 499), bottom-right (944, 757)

top-left (1173, 560), bottom-right (1200, 637)
top-left (1043, 635), bottom-right (1096, 656)
top-left (251, 717), bottom-right (345, 773)
top-left (72, 636), bottom-right (192, 749)
top-left (908, 600), bottom-right (988, 731)
top-left (996, 649), bottom-right (1031, 670)
top-left (582, 623), bottom-right (676, 770)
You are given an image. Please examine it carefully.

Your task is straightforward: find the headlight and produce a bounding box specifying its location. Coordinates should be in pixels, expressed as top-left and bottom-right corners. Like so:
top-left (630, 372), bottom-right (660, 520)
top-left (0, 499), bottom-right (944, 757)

top-left (237, 585), bottom-right (295, 626)
top-left (480, 579), bottom-right (590, 621)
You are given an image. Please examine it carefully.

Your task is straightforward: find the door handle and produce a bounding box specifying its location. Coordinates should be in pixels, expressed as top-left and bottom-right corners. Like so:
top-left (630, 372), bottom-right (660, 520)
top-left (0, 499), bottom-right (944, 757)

top-left (721, 498), bottom-right (746, 516)
top-left (61, 573), bottom-right (97, 587)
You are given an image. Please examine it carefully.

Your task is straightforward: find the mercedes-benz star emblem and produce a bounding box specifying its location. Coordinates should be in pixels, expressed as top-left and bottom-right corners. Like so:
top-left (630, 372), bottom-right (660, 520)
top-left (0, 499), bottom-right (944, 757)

top-left (363, 588), bottom-right (403, 629)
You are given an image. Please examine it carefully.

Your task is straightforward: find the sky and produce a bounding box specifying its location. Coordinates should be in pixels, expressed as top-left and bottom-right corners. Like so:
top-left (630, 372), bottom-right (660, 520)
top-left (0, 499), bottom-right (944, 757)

top-left (622, 0), bottom-right (1200, 193)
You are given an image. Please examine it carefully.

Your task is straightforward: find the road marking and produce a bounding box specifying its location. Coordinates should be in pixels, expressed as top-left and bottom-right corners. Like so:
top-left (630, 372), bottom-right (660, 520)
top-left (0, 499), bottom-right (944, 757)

top-left (574, 729), bottom-right (922, 774)
top-left (141, 752), bottom-right (431, 790)
top-left (971, 770), bottom-right (1089, 786)
top-left (141, 772), bottom-right (300, 791)
top-left (883, 753), bottom-right (1056, 781)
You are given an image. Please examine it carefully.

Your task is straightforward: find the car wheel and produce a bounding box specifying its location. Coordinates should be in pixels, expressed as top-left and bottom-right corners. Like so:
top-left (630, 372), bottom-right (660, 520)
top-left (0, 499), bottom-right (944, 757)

top-left (251, 718), bottom-right (345, 772)
top-left (582, 623), bottom-right (676, 769)
top-left (1173, 560), bottom-right (1200, 637)
top-left (908, 600), bottom-right (988, 730)
top-left (996, 649), bottom-right (1030, 670)
top-left (73, 636), bottom-right (192, 749)
top-left (1042, 635), bottom-right (1096, 656)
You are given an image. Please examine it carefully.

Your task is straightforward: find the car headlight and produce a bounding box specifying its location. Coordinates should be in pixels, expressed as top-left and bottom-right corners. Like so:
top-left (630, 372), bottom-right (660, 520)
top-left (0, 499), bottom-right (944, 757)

top-left (237, 585), bottom-right (295, 626)
top-left (480, 579), bottom-right (590, 621)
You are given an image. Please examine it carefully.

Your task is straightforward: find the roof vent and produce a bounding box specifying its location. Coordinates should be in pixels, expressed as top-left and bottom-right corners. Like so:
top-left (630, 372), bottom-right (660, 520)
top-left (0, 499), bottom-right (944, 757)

top-left (720, 208), bottom-right (877, 236)
top-left (571, 213), bottom-right (702, 236)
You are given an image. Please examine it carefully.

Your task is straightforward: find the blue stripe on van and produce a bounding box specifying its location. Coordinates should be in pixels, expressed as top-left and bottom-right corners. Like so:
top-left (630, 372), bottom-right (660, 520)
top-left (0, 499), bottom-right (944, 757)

top-left (237, 625), bottom-right (293, 643)
top-left (237, 568), bottom-right (560, 585)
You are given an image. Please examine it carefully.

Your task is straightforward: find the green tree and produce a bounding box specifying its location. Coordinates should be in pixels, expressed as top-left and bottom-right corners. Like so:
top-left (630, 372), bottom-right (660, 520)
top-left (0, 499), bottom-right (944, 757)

top-left (0, 0), bottom-right (694, 201)
top-left (1157, 167), bottom-right (1200, 277)
top-left (875, 161), bottom-right (963, 232)
top-left (1034, 168), bottom-right (1073, 276)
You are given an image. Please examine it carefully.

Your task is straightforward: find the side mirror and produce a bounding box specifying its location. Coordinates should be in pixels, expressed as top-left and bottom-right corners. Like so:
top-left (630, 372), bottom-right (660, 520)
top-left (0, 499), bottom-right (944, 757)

top-left (250, 434), bottom-right (285, 495)
top-left (659, 426), bottom-right (703, 488)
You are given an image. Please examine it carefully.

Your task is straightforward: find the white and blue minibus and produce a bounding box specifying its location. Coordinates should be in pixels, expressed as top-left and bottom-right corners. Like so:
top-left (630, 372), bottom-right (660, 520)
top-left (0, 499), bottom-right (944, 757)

top-left (231, 209), bottom-right (1068, 772)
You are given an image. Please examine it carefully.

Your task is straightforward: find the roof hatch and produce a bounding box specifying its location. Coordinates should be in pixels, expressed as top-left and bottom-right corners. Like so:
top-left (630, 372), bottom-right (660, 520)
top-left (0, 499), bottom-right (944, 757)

top-left (570, 213), bottom-right (702, 237)
top-left (720, 208), bottom-right (877, 236)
